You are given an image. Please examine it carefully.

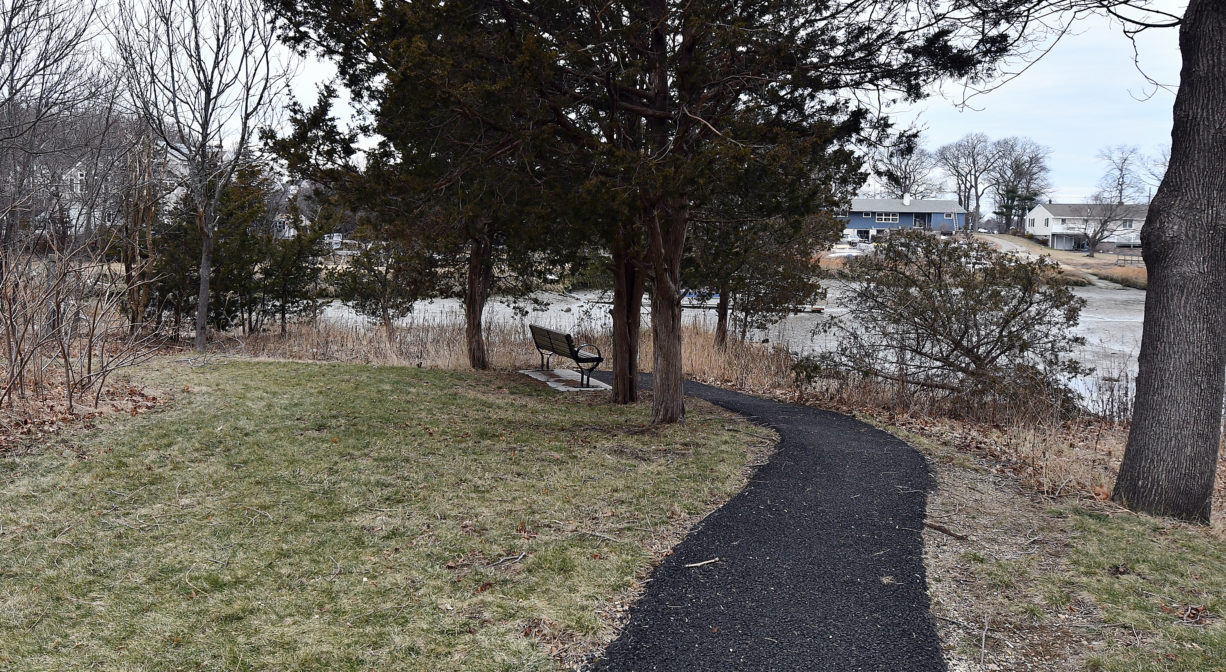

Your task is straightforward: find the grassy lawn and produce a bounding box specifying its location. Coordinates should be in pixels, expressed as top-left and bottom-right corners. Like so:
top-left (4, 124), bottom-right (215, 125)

top-left (1062, 509), bottom-right (1226, 671)
top-left (0, 359), bottom-right (766, 671)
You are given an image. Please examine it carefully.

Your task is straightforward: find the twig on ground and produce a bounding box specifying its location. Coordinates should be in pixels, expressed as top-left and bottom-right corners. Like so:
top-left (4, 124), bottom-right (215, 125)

top-left (488, 552), bottom-right (527, 568)
top-left (684, 557), bottom-right (719, 568)
top-left (924, 520), bottom-right (970, 540)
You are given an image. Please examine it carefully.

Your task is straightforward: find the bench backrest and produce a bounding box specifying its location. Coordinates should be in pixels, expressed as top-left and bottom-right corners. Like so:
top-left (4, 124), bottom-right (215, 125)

top-left (530, 324), bottom-right (577, 357)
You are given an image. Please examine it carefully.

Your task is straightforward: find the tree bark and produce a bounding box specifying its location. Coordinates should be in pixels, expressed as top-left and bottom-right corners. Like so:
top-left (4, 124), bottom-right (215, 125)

top-left (714, 286), bottom-right (729, 349)
top-left (1112, 0), bottom-right (1226, 523)
top-left (610, 225), bottom-right (643, 404)
top-left (644, 0), bottom-right (686, 424)
top-left (193, 205), bottom-right (213, 352)
top-left (381, 304), bottom-right (395, 344)
top-left (648, 199), bottom-right (688, 424)
top-left (465, 229), bottom-right (494, 370)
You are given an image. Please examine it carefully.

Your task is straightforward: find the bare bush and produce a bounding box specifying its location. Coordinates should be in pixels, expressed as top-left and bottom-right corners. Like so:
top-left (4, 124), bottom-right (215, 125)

top-left (0, 233), bottom-right (159, 414)
top-left (800, 231), bottom-right (1088, 421)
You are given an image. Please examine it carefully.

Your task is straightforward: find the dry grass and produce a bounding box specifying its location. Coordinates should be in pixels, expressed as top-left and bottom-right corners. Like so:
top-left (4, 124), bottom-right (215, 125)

top-left (1093, 266), bottom-right (1148, 290)
top-left (984, 234), bottom-right (1147, 285)
top-left (230, 314), bottom-right (796, 396)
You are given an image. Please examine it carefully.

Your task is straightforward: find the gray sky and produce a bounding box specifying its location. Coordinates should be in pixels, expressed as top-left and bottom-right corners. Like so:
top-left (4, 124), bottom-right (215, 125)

top-left (908, 8), bottom-right (1182, 203)
top-left (291, 6), bottom-right (1185, 206)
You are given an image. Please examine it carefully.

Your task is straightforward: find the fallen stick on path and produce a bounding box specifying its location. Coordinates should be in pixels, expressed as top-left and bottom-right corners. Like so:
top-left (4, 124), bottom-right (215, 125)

top-left (684, 557), bottom-right (719, 568)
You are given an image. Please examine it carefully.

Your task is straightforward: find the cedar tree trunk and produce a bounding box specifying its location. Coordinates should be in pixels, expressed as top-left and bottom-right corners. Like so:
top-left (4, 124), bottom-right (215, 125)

top-left (1112, 0), bottom-right (1226, 523)
top-left (647, 200), bottom-right (688, 424)
top-left (610, 226), bottom-right (644, 404)
top-left (465, 230), bottom-right (494, 370)
top-left (714, 286), bottom-right (730, 349)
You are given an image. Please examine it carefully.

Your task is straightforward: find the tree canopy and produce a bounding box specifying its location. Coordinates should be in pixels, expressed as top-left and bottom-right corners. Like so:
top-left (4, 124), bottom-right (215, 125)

top-left (267, 0), bottom-right (1078, 423)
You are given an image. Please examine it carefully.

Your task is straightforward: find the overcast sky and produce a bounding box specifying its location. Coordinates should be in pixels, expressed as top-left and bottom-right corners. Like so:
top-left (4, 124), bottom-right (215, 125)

top-left (291, 6), bottom-right (1186, 206)
top-left (906, 7), bottom-right (1183, 204)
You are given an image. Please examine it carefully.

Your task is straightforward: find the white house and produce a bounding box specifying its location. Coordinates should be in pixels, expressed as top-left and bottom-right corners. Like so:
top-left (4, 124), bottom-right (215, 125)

top-left (1024, 202), bottom-right (1147, 251)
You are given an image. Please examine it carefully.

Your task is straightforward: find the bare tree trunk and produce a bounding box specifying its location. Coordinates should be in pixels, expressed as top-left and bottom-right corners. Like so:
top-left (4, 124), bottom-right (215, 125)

top-left (194, 206), bottom-right (213, 352)
top-left (465, 230), bottom-right (493, 370)
top-left (1113, 0), bottom-right (1226, 523)
top-left (610, 227), bottom-right (643, 404)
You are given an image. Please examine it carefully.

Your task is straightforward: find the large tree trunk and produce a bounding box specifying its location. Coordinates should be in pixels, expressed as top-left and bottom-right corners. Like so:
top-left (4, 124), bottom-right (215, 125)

top-left (644, 0), bottom-right (686, 424)
top-left (194, 206), bottom-right (213, 352)
top-left (647, 200), bottom-right (688, 424)
top-left (465, 230), bottom-right (494, 370)
top-left (1113, 0), bottom-right (1226, 523)
top-left (610, 225), bottom-right (643, 404)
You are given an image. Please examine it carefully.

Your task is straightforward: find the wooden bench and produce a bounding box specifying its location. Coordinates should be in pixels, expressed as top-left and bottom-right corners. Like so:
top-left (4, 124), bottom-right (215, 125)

top-left (529, 324), bottom-right (603, 388)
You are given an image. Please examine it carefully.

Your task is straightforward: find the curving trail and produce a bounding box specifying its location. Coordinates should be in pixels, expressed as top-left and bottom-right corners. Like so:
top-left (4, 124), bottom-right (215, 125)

top-left (589, 373), bottom-right (946, 672)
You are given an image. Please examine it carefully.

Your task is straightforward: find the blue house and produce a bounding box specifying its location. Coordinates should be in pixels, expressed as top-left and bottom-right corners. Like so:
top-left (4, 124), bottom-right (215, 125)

top-left (837, 197), bottom-right (968, 240)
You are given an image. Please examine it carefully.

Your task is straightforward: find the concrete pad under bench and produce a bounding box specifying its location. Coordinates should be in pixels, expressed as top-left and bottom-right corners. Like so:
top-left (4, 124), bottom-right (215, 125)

top-left (520, 369), bottom-right (611, 392)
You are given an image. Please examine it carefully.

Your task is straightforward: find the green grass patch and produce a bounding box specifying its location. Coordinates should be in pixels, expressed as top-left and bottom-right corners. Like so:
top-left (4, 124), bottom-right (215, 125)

top-left (0, 360), bottom-right (764, 670)
top-left (1055, 508), bottom-right (1226, 671)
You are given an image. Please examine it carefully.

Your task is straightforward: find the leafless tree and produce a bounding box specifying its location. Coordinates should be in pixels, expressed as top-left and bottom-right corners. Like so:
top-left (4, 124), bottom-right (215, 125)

top-left (1141, 146), bottom-right (1169, 194)
top-left (1068, 196), bottom-right (1141, 256)
top-left (113, 0), bottom-right (291, 351)
top-left (1098, 144), bottom-right (1147, 202)
top-left (1062, 145), bottom-right (1147, 256)
top-left (0, 0), bottom-right (105, 252)
top-left (871, 144), bottom-right (944, 199)
top-left (935, 133), bottom-right (1000, 227)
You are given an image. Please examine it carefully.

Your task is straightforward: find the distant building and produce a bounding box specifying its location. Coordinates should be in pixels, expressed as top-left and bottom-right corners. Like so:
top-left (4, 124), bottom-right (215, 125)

top-left (1024, 202), bottom-right (1147, 251)
top-left (837, 196), bottom-right (968, 241)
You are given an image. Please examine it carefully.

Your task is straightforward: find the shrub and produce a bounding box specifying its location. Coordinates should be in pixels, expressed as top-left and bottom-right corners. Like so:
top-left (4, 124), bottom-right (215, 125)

top-left (800, 231), bottom-right (1088, 419)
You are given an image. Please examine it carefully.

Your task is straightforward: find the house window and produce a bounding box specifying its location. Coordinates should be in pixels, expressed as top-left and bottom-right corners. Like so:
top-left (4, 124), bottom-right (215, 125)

top-left (1044, 218), bottom-right (1049, 227)
top-left (1029, 217), bottom-right (1035, 226)
top-left (835, 210), bottom-right (848, 218)
top-left (862, 212), bottom-right (871, 217)
top-left (875, 212), bottom-right (899, 223)
top-left (1121, 220), bottom-right (1133, 229)
top-left (943, 212), bottom-right (953, 220)
top-left (1060, 218), bottom-right (1066, 225)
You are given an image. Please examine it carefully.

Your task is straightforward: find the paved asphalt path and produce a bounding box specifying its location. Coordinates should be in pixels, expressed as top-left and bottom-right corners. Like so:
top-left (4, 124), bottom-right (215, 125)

top-left (588, 373), bottom-right (945, 672)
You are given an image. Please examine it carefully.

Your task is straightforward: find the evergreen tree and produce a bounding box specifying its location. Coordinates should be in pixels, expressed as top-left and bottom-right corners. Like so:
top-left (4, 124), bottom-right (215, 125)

top-left (269, 0), bottom-right (1062, 423)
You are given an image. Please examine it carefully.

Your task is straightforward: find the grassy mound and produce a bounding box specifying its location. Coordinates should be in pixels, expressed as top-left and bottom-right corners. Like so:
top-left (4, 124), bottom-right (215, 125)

top-left (0, 360), bottom-right (766, 671)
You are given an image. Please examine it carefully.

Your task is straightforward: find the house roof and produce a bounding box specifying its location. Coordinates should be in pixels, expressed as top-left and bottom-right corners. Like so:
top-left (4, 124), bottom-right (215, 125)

top-left (1037, 203), bottom-right (1150, 220)
top-left (850, 198), bottom-right (966, 214)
